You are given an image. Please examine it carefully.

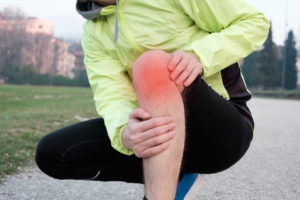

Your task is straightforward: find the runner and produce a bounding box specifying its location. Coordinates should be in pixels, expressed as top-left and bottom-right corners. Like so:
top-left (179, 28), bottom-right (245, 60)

top-left (35, 0), bottom-right (269, 199)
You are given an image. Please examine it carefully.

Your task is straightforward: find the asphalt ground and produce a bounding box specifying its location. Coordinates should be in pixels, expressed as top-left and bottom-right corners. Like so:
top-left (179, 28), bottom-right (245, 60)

top-left (0, 97), bottom-right (300, 200)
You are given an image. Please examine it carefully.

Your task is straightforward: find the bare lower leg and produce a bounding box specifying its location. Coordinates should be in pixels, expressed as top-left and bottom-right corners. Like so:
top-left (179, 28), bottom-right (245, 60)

top-left (133, 50), bottom-right (185, 200)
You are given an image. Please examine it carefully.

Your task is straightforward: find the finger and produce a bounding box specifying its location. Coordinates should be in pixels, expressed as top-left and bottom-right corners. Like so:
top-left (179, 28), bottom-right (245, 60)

top-left (183, 66), bottom-right (202, 87)
top-left (136, 116), bottom-right (174, 133)
top-left (175, 61), bottom-right (194, 85)
top-left (168, 51), bottom-right (183, 71)
top-left (140, 142), bottom-right (170, 158)
top-left (133, 121), bottom-right (175, 143)
top-left (170, 57), bottom-right (188, 81)
top-left (141, 130), bottom-right (175, 150)
top-left (130, 108), bottom-right (151, 120)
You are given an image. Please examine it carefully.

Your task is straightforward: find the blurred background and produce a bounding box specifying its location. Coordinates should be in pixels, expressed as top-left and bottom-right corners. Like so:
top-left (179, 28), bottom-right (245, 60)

top-left (0, 0), bottom-right (300, 200)
top-left (0, 0), bottom-right (299, 90)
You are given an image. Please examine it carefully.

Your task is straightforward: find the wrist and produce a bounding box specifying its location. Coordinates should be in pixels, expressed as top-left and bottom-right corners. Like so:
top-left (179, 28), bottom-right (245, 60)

top-left (121, 125), bottom-right (131, 150)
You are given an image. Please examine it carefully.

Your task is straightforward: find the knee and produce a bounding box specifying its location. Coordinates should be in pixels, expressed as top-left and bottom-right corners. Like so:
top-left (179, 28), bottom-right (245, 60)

top-left (35, 134), bottom-right (61, 178)
top-left (35, 135), bottom-right (48, 167)
top-left (133, 50), bottom-right (171, 77)
top-left (132, 50), bottom-right (173, 94)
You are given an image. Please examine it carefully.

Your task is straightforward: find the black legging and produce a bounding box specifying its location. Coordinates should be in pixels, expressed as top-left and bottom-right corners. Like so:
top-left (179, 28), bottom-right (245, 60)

top-left (35, 74), bottom-right (253, 184)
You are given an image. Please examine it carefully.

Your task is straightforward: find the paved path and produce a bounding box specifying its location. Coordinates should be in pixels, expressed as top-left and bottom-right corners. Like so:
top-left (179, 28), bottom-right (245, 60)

top-left (1, 98), bottom-right (300, 200)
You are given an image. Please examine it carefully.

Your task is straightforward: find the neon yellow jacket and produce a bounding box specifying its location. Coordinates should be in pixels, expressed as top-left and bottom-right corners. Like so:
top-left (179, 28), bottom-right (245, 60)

top-left (81, 0), bottom-right (270, 155)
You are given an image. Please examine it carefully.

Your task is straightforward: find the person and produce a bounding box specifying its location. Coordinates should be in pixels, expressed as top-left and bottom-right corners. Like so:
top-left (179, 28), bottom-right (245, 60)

top-left (35, 0), bottom-right (270, 199)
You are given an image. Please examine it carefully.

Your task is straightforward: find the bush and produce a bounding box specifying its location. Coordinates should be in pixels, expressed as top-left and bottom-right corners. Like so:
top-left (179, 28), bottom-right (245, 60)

top-left (3, 62), bottom-right (26, 84)
top-left (73, 69), bottom-right (89, 87)
top-left (29, 73), bottom-right (50, 85)
top-left (52, 75), bottom-right (76, 86)
top-left (3, 62), bottom-right (90, 87)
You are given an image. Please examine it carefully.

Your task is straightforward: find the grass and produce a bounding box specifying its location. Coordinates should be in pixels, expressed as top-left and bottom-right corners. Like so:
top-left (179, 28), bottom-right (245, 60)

top-left (1, 84), bottom-right (298, 184)
top-left (251, 89), bottom-right (300, 100)
top-left (0, 84), bottom-right (98, 183)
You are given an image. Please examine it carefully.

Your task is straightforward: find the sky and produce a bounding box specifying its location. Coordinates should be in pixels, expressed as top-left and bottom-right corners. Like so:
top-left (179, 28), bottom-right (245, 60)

top-left (0, 0), bottom-right (299, 47)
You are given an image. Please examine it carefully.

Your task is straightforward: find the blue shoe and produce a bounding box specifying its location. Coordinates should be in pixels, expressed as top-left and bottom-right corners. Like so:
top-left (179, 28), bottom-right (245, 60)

top-left (175, 173), bottom-right (204, 200)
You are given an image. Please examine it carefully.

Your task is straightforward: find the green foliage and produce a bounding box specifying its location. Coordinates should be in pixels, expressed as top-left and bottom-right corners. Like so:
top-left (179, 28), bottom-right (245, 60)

top-left (22, 64), bottom-right (36, 84)
top-left (3, 61), bottom-right (25, 84)
top-left (29, 73), bottom-right (50, 85)
top-left (257, 23), bottom-right (281, 89)
top-left (2, 62), bottom-right (90, 87)
top-left (52, 75), bottom-right (77, 86)
top-left (241, 23), bottom-right (298, 90)
top-left (282, 30), bottom-right (298, 90)
top-left (242, 51), bottom-right (259, 87)
top-left (74, 69), bottom-right (90, 87)
top-left (251, 89), bottom-right (300, 99)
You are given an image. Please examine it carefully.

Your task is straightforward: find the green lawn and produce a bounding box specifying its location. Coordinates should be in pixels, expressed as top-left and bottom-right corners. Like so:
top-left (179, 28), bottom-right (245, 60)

top-left (250, 89), bottom-right (300, 100)
top-left (0, 84), bottom-right (98, 183)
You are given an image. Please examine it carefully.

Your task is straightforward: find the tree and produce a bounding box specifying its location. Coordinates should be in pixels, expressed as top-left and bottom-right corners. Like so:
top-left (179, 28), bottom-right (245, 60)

top-left (257, 23), bottom-right (281, 89)
top-left (75, 69), bottom-right (90, 87)
top-left (242, 51), bottom-right (259, 88)
top-left (0, 7), bottom-right (26, 20)
top-left (22, 64), bottom-right (36, 84)
top-left (3, 61), bottom-right (25, 84)
top-left (0, 7), bottom-right (27, 75)
top-left (282, 30), bottom-right (298, 90)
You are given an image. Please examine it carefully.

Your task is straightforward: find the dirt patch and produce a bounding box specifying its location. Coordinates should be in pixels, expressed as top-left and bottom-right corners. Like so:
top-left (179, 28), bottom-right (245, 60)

top-left (34, 95), bottom-right (54, 100)
top-left (7, 128), bottom-right (37, 135)
top-left (0, 92), bottom-right (11, 96)
top-left (74, 115), bottom-right (90, 122)
top-left (57, 94), bottom-right (70, 98)
top-left (7, 97), bottom-right (22, 101)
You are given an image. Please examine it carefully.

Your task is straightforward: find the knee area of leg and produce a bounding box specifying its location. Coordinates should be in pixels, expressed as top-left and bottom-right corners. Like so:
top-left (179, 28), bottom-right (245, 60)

top-left (132, 50), bottom-right (172, 90)
top-left (133, 50), bottom-right (171, 78)
top-left (35, 135), bottom-right (56, 166)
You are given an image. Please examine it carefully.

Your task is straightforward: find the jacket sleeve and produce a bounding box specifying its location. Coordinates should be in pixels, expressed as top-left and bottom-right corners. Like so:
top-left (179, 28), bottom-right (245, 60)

top-left (81, 23), bottom-right (136, 155)
top-left (176, 0), bottom-right (270, 78)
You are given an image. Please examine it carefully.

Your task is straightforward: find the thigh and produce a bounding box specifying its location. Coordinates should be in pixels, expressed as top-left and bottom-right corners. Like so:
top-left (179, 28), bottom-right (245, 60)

top-left (36, 118), bottom-right (144, 183)
top-left (181, 75), bottom-right (253, 174)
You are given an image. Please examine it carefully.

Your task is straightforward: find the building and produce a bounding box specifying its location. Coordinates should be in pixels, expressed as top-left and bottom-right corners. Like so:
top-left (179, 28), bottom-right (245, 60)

top-left (0, 16), bottom-right (53, 35)
top-left (0, 16), bottom-right (76, 79)
top-left (26, 17), bottom-right (53, 35)
top-left (54, 39), bottom-right (76, 78)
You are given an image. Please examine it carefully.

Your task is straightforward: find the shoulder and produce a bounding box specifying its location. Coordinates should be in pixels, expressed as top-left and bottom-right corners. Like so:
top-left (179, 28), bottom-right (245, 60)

top-left (82, 20), bottom-right (96, 43)
top-left (82, 19), bottom-right (115, 54)
top-left (81, 20), bottom-right (103, 52)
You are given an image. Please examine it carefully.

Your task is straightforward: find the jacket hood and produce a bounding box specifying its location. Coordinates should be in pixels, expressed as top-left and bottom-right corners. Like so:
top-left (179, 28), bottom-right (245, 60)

top-left (76, 0), bottom-right (119, 47)
top-left (76, 1), bottom-right (103, 20)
